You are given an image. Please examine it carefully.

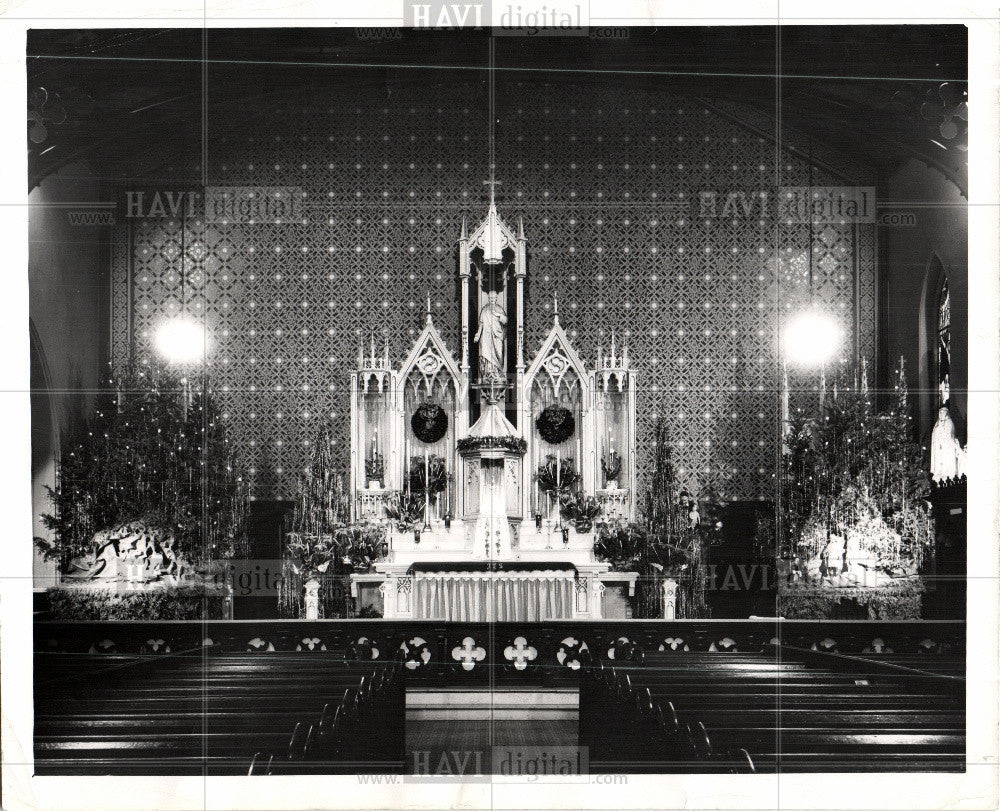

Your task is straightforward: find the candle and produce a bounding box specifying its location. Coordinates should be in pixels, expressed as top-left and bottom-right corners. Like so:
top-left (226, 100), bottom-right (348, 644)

top-left (424, 451), bottom-right (430, 526)
top-left (405, 436), bottom-right (410, 494)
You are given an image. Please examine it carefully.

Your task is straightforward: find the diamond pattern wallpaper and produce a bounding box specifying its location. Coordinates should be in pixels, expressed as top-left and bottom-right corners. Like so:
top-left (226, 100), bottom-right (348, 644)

top-left (113, 79), bottom-right (875, 501)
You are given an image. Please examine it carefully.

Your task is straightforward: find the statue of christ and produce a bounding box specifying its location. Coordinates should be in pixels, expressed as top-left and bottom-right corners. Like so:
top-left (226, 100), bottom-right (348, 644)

top-left (474, 290), bottom-right (507, 383)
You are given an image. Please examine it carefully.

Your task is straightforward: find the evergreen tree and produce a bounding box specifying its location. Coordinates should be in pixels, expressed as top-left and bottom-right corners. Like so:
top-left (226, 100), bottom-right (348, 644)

top-left (781, 357), bottom-right (932, 574)
top-left (641, 417), bottom-right (683, 541)
top-left (289, 423), bottom-right (348, 536)
top-left (36, 365), bottom-right (247, 569)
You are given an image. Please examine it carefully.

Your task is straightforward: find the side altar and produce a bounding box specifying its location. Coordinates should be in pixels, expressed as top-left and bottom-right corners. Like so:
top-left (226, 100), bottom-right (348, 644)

top-left (348, 192), bottom-right (640, 620)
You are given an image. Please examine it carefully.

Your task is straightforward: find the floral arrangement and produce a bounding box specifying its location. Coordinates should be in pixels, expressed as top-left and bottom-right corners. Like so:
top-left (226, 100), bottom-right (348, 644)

top-left (407, 454), bottom-right (449, 495)
top-left (535, 455), bottom-right (581, 493)
top-left (411, 402), bottom-right (449, 444)
top-left (456, 435), bottom-right (528, 455)
top-left (364, 454), bottom-right (385, 484)
top-left (601, 452), bottom-right (622, 484)
top-left (535, 405), bottom-right (575, 445)
top-left (559, 492), bottom-right (602, 532)
top-left (384, 491), bottom-right (427, 529)
top-left (593, 521), bottom-right (646, 570)
top-left (285, 533), bottom-right (334, 580)
top-left (336, 524), bottom-right (387, 572)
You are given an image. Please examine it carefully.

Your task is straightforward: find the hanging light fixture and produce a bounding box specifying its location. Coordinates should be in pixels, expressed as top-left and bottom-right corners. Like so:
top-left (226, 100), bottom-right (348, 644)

top-left (155, 210), bottom-right (208, 364)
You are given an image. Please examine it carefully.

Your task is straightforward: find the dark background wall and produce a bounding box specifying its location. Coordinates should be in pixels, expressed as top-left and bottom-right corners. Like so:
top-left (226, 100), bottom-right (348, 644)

top-left (878, 158), bottom-right (968, 440)
top-left (29, 163), bottom-right (112, 582)
top-left (111, 78), bottom-right (875, 502)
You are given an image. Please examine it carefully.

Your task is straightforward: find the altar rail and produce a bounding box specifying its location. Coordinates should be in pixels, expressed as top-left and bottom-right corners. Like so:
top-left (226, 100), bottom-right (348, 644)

top-left (35, 620), bottom-right (963, 684)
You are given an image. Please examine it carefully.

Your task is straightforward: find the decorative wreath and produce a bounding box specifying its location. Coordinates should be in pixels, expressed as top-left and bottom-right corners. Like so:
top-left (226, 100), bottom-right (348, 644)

top-left (411, 402), bottom-right (448, 444)
top-left (535, 405), bottom-right (575, 445)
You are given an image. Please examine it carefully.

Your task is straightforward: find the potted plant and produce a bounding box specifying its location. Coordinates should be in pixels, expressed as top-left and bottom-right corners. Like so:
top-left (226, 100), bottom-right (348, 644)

top-left (559, 492), bottom-right (602, 533)
top-left (384, 491), bottom-right (426, 531)
top-left (535, 455), bottom-right (581, 494)
top-left (594, 521), bottom-right (645, 571)
top-left (601, 452), bottom-right (622, 490)
top-left (285, 533), bottom-right (334, 619)
top-left (337, 525), bottom-right (386, 573)
top-left (365, 454), bottom-right (385, 489)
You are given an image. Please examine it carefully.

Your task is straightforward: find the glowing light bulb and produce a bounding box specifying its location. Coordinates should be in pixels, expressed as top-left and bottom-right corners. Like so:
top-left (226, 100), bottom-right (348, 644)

top-left (783, 310), bottom-right (840, 367)
top-left (155, 318), bottom-right (208, 364)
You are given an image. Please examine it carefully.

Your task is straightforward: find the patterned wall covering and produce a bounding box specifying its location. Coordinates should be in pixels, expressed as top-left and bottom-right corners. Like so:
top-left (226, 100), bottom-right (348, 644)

top-left (113, 80), bottom-right (875, 501)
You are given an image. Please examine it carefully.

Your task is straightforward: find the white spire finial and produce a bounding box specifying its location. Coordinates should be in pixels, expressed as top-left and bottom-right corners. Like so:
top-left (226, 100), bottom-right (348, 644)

top-left (553, 291), bottom-right (558, 319)
top-left (426, 291), bottom-right (432, 323)
top-left (370, 330), bottom-right (376, 364)
top-left (610, 330), bottom-right (616, 365)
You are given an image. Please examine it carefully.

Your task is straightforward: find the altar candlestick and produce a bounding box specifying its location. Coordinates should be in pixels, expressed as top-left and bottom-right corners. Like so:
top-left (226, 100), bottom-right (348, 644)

top-left (405, 436), bottom-right (410, 494)
top-left (423, 450), bottom-right (430, 528)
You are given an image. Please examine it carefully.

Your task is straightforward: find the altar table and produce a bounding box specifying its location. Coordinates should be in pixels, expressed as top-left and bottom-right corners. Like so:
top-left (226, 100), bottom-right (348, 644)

top-left (411, 569), bottom-right (575, 621)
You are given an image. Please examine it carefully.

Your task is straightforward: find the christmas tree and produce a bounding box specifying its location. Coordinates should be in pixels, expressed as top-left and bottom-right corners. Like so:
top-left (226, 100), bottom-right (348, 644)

top-left (635, 417), bottom-right (710, 618)
top-left (780, 358), bottom-right (932, 617)
top-left (36, 364), bottom-right (248, 571)
top-left (279, 424), bottom-right (385, 618)
top-left (288, 423), bottom-right (349, 537)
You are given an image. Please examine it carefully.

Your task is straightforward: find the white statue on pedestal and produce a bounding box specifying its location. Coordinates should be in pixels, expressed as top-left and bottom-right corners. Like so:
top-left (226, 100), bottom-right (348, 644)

top-left (930, 406), bottom-right (967, 483)
top-left (474, 290), bottom-right (507, 383)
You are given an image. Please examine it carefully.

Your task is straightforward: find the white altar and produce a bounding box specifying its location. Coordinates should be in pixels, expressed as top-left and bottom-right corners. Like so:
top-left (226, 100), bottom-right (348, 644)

top-left (348, 191), bottom-right (643, 620)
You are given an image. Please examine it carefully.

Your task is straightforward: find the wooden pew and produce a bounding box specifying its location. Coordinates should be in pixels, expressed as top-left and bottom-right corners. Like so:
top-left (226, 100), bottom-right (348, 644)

top-left (34, 650), bottom-right (404, 776)
top-left (581, 649), bottom-right (965, 773)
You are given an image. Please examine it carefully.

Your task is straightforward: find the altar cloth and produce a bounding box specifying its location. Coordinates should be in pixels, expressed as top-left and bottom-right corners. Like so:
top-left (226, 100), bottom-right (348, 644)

top-left (411, 569), bottom-right (575, 621)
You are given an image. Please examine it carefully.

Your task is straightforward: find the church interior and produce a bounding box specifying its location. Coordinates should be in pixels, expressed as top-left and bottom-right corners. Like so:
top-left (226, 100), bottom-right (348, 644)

top-left (26, 26), bottom-right (969, 778)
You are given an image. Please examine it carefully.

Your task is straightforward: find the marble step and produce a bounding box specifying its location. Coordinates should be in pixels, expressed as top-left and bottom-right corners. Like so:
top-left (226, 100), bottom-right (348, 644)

top-left (406, 687), bottom-right (578, 720)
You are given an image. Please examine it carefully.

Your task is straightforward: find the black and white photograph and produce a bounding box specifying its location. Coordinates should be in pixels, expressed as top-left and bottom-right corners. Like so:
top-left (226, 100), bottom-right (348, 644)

top-left (3, 4), bottom-right (998, 810)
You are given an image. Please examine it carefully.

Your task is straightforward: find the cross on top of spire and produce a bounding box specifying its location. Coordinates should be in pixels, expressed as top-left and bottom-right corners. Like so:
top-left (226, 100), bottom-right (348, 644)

top-left (483, 177), bottom-right (501, 207)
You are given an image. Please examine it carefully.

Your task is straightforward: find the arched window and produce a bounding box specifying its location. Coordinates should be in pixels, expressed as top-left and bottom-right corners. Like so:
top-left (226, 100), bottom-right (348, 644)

top-left (937, 274), bottom-right (951, 405)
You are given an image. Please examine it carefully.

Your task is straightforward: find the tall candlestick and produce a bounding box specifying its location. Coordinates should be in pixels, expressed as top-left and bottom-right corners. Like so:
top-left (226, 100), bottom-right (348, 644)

top-left (405, 436), bottom-right (410, 494)
top-left (424, 450), bottom-right (430, 528)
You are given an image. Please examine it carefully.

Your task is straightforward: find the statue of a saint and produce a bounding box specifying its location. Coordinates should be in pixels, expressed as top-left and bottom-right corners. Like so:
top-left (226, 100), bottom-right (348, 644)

top-left (930, 405), bottom-right (966, 483)
top-left (474, 290), bottom-right (507, 383)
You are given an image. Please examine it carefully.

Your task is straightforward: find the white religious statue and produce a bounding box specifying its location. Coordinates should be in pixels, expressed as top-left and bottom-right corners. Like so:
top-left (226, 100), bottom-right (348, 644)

top-left (474, 290), bottom-right (507, 383)
top-left (820, 534), bottom-right (846, 577)
top-left (930, 406), bottom-right (967, 483)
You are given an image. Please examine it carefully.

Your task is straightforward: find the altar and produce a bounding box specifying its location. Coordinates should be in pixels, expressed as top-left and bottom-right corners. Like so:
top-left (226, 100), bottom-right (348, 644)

top-left (347, 188), bottom-right (643, 620)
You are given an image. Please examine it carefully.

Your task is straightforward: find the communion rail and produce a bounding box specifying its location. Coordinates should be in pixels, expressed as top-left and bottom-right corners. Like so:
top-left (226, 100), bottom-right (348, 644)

top-left (35, 619), bottom-right (963, 684)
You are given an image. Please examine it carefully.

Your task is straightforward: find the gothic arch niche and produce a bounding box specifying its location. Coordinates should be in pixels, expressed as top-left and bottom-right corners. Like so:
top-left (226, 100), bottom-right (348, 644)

top-left (397, 317), bottom-right (464, 516)
top-left (523, 319), bottom-right (591, 518)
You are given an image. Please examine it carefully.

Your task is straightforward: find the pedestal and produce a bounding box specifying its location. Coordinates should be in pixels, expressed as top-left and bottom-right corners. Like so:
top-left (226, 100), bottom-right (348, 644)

top-left (662, 577), bottom-right (678, 620)
top-left (303, 578), bottom-right (320, 620)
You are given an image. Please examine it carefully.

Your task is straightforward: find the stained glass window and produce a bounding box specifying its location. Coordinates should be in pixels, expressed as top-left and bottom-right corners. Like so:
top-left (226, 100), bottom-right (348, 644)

top-left (937, 275), bottom-right (951, 405)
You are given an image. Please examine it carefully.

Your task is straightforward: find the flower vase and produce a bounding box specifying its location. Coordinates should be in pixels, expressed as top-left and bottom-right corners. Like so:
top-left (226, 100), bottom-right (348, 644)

top-left (606, 479), bottom-right (618, 491)
top-left (303, 577), bottom-right (321, 620)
